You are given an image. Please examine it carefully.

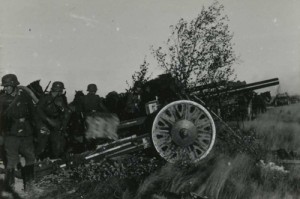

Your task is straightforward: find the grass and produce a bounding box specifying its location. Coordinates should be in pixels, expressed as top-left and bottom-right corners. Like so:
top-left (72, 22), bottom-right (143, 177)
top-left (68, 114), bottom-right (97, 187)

top-left (244, 104), bottom-right (300, 153)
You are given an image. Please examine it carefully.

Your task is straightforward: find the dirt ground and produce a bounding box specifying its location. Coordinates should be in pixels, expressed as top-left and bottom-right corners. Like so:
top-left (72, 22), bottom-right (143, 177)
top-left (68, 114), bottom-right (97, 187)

top-left (0, 173), bottom-right (26, 198)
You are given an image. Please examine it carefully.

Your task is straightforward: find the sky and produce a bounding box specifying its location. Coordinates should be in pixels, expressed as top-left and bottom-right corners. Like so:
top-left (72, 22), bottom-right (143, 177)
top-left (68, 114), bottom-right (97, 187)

top-left (0, 0), bottom-right (299, 101)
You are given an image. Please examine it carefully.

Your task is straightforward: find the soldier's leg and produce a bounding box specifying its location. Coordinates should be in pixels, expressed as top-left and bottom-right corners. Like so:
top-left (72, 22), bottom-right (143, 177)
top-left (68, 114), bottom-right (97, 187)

top-left (0, 145), bottom-right (7, 168)
top-left (19, 136), bottom-right (36, 191)
top-left (50, 131), bottom-right (65, 159)
top-left (35, 130), bottom-right (50, 159)
top-left (4, 136), bottom-right (20, 190)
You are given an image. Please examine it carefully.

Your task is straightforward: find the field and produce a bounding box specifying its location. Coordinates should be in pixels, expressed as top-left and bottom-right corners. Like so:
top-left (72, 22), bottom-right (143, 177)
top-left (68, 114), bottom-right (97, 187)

top-left (3, 103), bottom-right (300, 199)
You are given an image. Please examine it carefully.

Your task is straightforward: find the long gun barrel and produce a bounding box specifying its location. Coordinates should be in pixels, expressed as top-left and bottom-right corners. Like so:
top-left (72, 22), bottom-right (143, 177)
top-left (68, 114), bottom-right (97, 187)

top-left (190, 78), bottom-right (279, 97)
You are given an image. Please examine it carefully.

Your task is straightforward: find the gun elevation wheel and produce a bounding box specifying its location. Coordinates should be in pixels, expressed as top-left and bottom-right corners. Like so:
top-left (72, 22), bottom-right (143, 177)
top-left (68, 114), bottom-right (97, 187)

top-left (152, 100), bottom-right (216, 163)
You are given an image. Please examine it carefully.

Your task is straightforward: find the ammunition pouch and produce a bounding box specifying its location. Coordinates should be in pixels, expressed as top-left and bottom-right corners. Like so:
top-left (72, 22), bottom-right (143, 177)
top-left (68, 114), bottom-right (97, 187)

top-left (8, 117), bottom-right (33, 136)
top-left (40, 126), bottom-right (50, 135)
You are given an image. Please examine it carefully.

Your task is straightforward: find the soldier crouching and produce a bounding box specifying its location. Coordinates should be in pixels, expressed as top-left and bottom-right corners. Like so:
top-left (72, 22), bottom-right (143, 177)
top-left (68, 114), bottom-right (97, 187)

top-left (0, 74), bottom-right (36, 191)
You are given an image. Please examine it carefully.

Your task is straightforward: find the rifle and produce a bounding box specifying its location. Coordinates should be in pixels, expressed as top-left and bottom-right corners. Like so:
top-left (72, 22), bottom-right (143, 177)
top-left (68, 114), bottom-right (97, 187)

top-left (44, 81), bottom-right (51, 93)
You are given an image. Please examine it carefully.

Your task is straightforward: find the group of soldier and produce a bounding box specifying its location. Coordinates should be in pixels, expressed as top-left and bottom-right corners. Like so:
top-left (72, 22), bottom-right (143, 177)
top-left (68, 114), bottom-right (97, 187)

top-left (0, 74), bottom-right (108, 193)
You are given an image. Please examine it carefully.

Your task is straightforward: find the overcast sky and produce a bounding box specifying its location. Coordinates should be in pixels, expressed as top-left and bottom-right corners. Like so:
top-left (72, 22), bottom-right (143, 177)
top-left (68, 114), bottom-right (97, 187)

top-left (0, 0), bottom-right (299, 100)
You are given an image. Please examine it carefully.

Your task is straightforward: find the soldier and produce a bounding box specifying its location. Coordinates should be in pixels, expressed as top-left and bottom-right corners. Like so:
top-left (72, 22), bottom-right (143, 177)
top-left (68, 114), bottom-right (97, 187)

top-left (125, 81), bottom-right (144, 118)
top-left (80, 83), bottom-right (108, 117)
top-left (79, 84), bottom-right (109, 150)
top-left (35, 81), bottom-right (71, 159)
top-left (0, 74), bottom-right (36, 191)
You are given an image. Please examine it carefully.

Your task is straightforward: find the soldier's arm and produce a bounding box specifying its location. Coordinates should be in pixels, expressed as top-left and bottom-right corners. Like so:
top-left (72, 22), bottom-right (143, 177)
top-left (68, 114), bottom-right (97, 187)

top-left (22, 89), bottom-right (36, 116)
top-left (78, 96), bottom-right (84, 113)
top-left (36, 96), bottom-right (50, 125)
top-left (23, 89), bottom-right (38, 128)
top-left (37, 96), bottom-right (63, 129)
top-left (125, 92), bottom-right (135, 112)
top-left (0, 96), bottom-right (4, 137)
top-left (97, 95), bottom-right (109, 112)
top-left (61, 101), bottom-right (72, 131)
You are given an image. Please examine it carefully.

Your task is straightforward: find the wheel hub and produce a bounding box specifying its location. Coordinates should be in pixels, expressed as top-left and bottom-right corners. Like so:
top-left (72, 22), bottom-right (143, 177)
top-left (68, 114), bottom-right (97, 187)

top-left (171, 120), bottom-right (197, 147)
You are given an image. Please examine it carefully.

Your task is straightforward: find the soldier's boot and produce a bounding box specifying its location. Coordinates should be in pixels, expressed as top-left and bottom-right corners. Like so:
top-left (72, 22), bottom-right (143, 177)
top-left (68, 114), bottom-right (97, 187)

top-left (4, 168), bottom-right (15, 191)
top-left (22, 164), bottom-right (43, 194)
top-left (21, 165), bottom-right (32, 191)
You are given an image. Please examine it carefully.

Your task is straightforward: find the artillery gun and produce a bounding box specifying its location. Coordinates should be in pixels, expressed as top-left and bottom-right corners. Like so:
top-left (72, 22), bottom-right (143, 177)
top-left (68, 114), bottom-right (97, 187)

top-left (33, 76), bottom-right (279, 176)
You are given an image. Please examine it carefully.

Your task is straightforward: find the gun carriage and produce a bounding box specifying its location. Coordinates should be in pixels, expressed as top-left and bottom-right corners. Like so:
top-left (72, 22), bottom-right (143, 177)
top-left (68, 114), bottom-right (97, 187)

top-left (30, 76), bottom-right (279, 175)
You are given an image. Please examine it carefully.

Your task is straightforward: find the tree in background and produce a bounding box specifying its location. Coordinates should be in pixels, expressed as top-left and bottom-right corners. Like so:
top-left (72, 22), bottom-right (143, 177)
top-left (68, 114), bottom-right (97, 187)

top-left (152, 1), bottom-right (237, 89)
top-left (126, 59), bottom-right (152, 92)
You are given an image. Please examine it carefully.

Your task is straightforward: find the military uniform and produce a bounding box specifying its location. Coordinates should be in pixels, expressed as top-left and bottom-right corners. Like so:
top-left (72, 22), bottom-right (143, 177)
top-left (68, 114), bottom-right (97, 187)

top-left (80, 84), bottom-right (107, 117)
top-left (0, 88), bottom-right (36, 167)
top-left (80, 93), bottom-right (107, 116)
top-left (35, 82), bottom-right (70, 159)
top-left (79, 84), bottom-right (108, 150)
top-left (0, 74), bottom-right (36, 191)
top-left (125, 92), bottom-right (142, 117)
top-left (124, 82), bottom-right (146, 118)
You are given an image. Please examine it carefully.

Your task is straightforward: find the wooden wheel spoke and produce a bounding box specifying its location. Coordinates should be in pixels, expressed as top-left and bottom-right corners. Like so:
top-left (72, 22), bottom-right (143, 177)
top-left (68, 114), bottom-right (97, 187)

top-left (192, 143), bottom-right (206, 156)
top-left (153, 132), bottom-right (171, 142)
top-left (183, 103), bottom-right (190, 120)
top-left (174, 104), bottom-right (184, 120)
top-left (188, 145), bottom-right (207, 159)
top-left (157, 117), bottom-right (173, 129)
top-left (189, 108), bottom-right (202, 122)
top-left (187, 146), bottom-right (198, 160)
top-left (155, 129), bottom-right (170, 134)
top-left (196, 130), bottom-right (211, 134)
top-left (195, 116), bottom-right (210, 127)
top-left (196, 120), bottom-right (211, 131)
top-left (167, 106), bottom-right (181, 121)
top-left (161, 145), bottom-right (178, 160)
top-left (183, 103), bottom-right (197, 121)
top-left (194, 138), bottom-right (209, 150)
top-left (158, 109), bottom-right (177, 128)
top-left (198, 133), bottom-right (212, 141)
top-left (196, 140), bottom-right (210, 150)
top-left (157, 141), bottom-right (172, 150)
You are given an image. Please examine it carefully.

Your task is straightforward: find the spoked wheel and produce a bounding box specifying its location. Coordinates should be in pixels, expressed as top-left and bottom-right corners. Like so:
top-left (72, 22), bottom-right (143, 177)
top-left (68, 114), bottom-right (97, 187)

top-left (152, 100), bottom-right (216, 163)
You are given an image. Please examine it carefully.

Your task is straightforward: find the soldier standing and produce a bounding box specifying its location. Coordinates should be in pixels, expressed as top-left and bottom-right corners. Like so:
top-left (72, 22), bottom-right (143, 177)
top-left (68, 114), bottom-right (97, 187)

top-left (125, 81), bottom-right (144, 118)
top-left (0, 74), bottom-right (36, 191)
top-left (35, 81), bottom-right (71, 159)
top-left (80, 84), bottom-right (109, 150)
top-left (80, 84), bottom-right (108, 117)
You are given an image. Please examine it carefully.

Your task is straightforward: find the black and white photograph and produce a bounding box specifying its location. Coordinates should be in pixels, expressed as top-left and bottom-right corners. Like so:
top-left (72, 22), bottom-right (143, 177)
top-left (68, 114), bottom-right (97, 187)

top-left (0, 0), bottom-right (300, 198)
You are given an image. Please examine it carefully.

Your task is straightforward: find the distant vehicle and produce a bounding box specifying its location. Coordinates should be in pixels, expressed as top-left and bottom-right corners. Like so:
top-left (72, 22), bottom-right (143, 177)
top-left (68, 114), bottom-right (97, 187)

top-left (275, 92), bottom-right (290, 106)
top-left (290, 95), bottom-right (300, 104)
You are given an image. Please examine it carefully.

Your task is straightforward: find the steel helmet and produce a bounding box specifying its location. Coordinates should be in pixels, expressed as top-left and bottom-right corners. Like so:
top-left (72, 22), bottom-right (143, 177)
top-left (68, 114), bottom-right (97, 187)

top-left (87, 84), bottom-right (97, 92)
top-left (1, 74), bottom-right (20, 87)
top-left (51, 81), bottom-right (65, 92)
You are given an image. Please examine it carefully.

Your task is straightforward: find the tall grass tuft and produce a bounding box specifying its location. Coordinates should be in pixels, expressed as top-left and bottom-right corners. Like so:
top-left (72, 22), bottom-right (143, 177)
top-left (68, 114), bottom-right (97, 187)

top-left (244, 104), bottom-right (300, 153)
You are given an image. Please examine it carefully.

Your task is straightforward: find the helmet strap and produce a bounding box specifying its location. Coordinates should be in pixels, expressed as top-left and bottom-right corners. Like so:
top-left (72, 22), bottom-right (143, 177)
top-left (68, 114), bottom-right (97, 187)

top-left (7, 86), bottom-right (18, 96)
